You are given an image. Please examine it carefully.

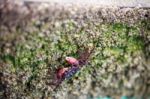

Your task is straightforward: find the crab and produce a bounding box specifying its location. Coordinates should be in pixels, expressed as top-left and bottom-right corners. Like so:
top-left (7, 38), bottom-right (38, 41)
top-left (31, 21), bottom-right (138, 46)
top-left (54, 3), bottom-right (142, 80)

top-left (49, 46), bottom-right (95, 90)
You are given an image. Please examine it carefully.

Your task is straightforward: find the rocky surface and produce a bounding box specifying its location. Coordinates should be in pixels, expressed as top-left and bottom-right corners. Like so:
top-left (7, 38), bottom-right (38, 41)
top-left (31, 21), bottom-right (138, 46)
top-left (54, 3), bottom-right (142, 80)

top-left (0, 1), bottom-right (150, 99)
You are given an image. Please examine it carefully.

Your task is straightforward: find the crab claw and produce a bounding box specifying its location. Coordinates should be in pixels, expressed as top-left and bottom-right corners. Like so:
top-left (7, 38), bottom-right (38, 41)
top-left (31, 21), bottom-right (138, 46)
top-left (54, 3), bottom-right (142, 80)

top-left (57, 67), bottom-right (68, 79)
top-left (65, 57), bottom-right (79, 65)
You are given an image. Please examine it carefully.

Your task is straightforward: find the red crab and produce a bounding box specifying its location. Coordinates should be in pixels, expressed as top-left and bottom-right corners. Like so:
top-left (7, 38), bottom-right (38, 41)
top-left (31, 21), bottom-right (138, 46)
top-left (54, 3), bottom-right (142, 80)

top-left (56, 57), bottom-right (78, 78)
top-left (56, 57), bottom-right (79, 79)
top-left (51, 47), bottom-right (95, 89)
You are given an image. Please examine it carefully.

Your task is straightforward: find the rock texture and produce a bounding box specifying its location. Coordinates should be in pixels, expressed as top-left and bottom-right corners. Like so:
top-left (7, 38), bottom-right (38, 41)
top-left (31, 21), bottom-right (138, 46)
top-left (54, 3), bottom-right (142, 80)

top-left (0, 1), bottom-right (150, 99)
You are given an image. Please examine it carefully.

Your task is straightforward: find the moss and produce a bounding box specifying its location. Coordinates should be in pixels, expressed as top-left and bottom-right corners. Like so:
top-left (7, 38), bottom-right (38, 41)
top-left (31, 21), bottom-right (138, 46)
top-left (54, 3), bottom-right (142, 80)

top-left (0, 19), bottom-right (148, 98)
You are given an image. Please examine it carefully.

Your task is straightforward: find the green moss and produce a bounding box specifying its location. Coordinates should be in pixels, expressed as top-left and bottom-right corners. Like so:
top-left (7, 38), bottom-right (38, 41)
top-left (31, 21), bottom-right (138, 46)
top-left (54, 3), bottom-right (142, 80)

top-left (3, 21), bottom-right (145, 71)
top-left (0, 20), bottom-right (147, 98)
